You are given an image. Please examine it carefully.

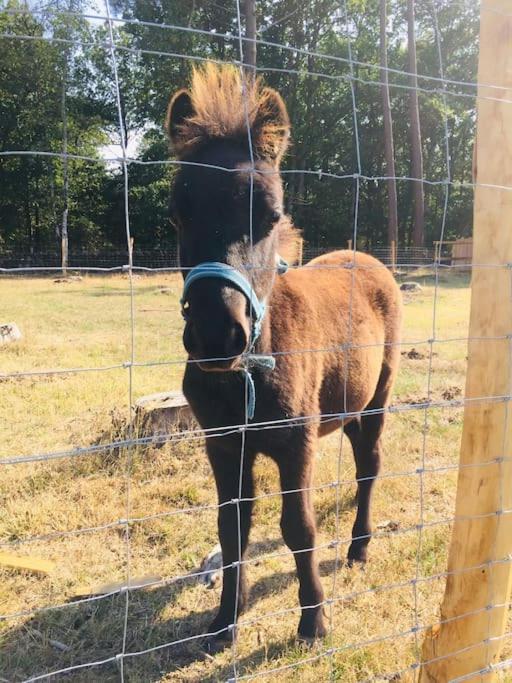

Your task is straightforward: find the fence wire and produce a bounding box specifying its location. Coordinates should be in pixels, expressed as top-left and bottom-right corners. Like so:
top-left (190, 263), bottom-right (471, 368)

top-left (1, 1), bottom-right (511, 682)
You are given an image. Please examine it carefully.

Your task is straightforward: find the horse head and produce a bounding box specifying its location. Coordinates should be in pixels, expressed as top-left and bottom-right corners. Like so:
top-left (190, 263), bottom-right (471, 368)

top-left (166, 64), bottom-right (298, 371)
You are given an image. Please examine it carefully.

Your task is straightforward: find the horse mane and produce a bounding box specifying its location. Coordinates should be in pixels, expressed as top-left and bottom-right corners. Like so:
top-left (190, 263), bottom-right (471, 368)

top-left (278, 216), bottom-right (302, 265)
top-left (169, 63), bottom-right (289, 160)
top-left (169, 63), bottom-right (301, 258)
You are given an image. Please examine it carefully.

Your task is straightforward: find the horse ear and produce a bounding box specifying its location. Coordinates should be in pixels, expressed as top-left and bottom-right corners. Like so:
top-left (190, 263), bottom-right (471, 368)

top-left (165, 89), bottom-right (195, 153)
top-left (252, 87), bottom-right (290, 165)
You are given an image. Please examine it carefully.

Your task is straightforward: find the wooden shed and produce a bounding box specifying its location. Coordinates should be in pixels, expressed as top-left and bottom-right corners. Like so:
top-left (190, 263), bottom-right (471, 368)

top-left (433, 237), bottom-right (473, 268)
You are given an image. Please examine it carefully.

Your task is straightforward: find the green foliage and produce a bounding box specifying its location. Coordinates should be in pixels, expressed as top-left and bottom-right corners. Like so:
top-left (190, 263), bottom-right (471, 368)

top-left (0, 0), bottom-right (114, 253)
top-left (0, 0), bottom-right (479, 258)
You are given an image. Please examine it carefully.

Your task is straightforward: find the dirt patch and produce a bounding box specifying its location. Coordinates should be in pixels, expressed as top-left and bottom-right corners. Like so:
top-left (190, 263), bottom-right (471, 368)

top-left (394, 387), bottom-right (463, 408)
top-left (394, 394), bottom-right (429, 406)
top-left (402, 348), bottom-right (426, 360)
top-left (401, 348), bottom-right (438, 360)
top-left (53, 275), bottom-right (83, 283)
top-left (0, 372), bottom-right (73, 385)
top-left (441, 385), bottom-right (462, 401)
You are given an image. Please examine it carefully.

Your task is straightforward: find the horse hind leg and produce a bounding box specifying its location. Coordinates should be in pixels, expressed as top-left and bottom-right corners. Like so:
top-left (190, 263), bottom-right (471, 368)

top-left (344, 364), bottom-right (394, 564)
top-left (277, 439), bottom-right (326, 643)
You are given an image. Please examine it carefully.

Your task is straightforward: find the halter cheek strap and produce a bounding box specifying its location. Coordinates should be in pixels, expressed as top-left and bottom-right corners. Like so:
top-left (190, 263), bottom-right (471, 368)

top-left (180, 257), bottom-right (289, 419)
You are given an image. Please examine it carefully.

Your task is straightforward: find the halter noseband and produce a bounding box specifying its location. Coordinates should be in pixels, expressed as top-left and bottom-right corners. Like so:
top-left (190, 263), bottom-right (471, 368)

top-left (180, 256), bottom-right (288, 420)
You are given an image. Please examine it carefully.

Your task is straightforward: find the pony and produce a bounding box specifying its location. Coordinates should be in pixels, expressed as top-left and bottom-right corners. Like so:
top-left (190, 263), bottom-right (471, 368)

top-left (166, 63), bottom-right (402, 649)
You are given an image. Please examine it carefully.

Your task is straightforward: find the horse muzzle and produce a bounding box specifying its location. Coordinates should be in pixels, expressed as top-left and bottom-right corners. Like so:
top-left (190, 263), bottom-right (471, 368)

top-left (180, 258), bottom-right (287, 417)
top-left (183, 318), bottom-right (249, 372)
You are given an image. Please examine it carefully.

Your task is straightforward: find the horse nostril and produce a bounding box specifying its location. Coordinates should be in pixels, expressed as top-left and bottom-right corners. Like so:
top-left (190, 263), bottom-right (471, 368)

top-left (225, 322), bottom-right (248, 358)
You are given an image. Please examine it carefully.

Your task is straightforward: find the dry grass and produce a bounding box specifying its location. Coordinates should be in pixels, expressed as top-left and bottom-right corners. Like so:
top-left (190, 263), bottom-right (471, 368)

top-left (0, 270), bottom-right (509, 681)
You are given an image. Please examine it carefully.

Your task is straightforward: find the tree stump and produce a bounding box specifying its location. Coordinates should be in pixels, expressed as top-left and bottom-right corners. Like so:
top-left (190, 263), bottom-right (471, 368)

top-left (133, 391), bottom-right (198, 446)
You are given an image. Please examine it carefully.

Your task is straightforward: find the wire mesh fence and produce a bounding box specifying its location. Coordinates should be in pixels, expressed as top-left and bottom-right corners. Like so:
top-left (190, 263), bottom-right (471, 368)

top-left (0, 1), bottom-right (511, 682)
top-left (0, 245), bottom-right (434, 271)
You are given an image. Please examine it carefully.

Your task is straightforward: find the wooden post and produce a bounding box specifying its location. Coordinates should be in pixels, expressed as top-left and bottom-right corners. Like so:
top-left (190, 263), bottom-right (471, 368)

top-left (0, 551), bottom-right (55, 575)
top-left (433, 240), bottom-right (440, 264)
top-left (129, 237), bottom-right (134, 266)
top-left (297, 237), bottom-right (304, 266)
top-left (391, 239), bottom-right (397, 273)
top-left (61, 233), bottom-right (68, 277)
top-left (420, 1), bottom-right (512, 680)
top-left (347, 238), bottom-right (353, 251)
top-left (243, 0), bottom-right (256, 75)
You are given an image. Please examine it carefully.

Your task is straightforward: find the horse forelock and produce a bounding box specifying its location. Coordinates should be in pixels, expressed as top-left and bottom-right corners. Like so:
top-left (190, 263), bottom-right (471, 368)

top-left (172, 63), bottom-right (288, 160)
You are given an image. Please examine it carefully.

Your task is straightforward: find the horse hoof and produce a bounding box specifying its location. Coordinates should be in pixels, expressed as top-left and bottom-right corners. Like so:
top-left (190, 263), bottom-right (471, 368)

top-left (347, 542), bottom-right (369, 566)
top-left (201, 631), bottom-right (234, 654)
top-left (296, 627), bottom-right (327, 647)
top-left (203, 617), bottom-right (238, 653)
top-left (296, 633), bottom-right (317, 648)
top-left (297, 609), bottom-right (327, 644)
top-left (347, 557), bottom-right (367, 570)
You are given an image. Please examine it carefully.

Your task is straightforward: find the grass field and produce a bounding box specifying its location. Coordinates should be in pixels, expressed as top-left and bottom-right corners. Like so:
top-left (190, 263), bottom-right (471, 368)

top-left (0, 270), bottom-right (509, 681)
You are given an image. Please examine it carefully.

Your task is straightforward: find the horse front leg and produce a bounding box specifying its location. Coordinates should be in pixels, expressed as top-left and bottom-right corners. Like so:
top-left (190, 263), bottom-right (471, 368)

top-left (277, 442), bottom-right (326, 643)
top-left (206, 444), bottom-right (255, 648)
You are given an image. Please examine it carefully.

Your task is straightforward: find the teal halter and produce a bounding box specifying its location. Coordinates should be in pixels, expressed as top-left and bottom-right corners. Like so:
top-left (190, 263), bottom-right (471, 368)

top-left (181, 257), bottom-right (288, 419)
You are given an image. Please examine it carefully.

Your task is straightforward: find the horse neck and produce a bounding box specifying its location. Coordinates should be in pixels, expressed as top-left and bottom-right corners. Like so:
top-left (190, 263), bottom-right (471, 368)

top-left (253, 276), bottom-right (279, 355)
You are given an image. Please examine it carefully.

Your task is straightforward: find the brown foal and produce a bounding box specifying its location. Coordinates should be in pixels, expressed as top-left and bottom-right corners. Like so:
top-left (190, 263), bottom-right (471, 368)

top-left (166, 64), bottom-right (402, 647)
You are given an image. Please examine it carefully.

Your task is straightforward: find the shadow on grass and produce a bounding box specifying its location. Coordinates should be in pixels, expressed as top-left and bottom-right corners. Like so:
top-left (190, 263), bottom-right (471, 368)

top-left (2, 545), bottom-right (346, 681)
top-left (315, 489), bottom-right (358, 529)
top-left (397, 269), bottom-right (471, 290)
top-left (41, 284), bottom-right (180, 298)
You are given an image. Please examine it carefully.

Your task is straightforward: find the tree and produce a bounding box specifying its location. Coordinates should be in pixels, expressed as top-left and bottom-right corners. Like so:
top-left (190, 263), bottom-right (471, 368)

top-left (244, 0), bottom-right (256, 72)
top-left (379, 0), bottom-right (398, 248)
top-left (0, 0), bottom-right (114, 259)
top-left (0, 0), bottom-right (481, 259)
top-left (407, 0), bottom-right (425, 247)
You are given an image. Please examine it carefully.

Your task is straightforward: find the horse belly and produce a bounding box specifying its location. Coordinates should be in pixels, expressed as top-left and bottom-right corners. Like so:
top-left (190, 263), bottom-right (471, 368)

top-left (318, 342), bottom-right (383, 436)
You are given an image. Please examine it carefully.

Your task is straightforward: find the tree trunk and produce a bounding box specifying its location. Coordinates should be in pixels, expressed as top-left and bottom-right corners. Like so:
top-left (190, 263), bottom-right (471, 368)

top-left (25, 175), bottom-right (33, 259)
top-left (61, 59), bottom-right (69, 277)
top-left (34, 171), bottom-right (41, 249)
top-left (243, 0), bottom-right (256, 73)
top-left (283, 8), bottom-right (304, 216)
top-left (380, 0), bottom-right (398, 247)
top-left (407, 0), bottom-right (425, 247)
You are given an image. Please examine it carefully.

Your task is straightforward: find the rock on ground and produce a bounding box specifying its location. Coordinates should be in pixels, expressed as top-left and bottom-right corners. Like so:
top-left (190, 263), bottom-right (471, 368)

top-left (198, 544), bottom-right (223, 588)
top-left (400, 281), bottom-right (422, 292)
top-left (0, 322), bottom-right (21, 345)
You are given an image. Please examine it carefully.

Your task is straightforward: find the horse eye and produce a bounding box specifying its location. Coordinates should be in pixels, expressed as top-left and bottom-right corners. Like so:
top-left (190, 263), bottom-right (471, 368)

top-left (182, 302), bottom-right (191, 321)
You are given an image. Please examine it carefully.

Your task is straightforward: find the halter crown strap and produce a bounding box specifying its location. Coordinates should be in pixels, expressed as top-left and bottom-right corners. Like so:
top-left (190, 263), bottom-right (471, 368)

top-left (181, 256), bottom-right (288, 419)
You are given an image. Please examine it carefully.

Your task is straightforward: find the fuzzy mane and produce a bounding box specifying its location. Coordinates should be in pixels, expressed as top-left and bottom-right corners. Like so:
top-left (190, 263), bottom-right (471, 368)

top-left (168, 63), bottom-right (301, 260)
top-left (278, 216), bottom-right (303, 265)
top-left (168, 63), bottom-right (290, 162)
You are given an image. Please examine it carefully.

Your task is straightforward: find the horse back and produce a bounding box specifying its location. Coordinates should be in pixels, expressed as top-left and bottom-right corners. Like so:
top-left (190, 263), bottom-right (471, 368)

top-left (269, 250), bottom-right (402, 427)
